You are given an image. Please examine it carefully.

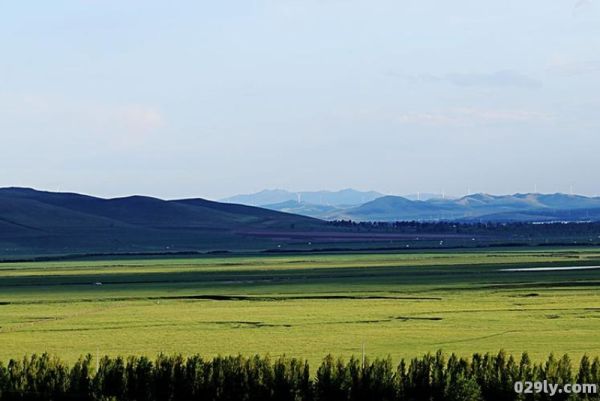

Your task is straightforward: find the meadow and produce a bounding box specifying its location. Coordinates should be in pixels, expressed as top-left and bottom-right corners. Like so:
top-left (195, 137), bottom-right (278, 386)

top-left (1, 249), bottom-right (599, 366)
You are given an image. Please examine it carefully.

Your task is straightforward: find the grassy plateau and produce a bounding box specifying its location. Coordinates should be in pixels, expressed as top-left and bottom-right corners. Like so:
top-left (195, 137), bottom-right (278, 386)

top-left (0, 249), bottom-right (599, 366)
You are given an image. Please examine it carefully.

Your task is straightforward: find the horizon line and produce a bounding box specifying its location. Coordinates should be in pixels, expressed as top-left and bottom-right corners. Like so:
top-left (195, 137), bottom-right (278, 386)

top-left (1, 186), bottom-right (598, 203)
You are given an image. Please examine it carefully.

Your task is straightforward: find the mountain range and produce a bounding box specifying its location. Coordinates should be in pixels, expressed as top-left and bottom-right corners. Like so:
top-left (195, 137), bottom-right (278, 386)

top-left (2, 187), bottom-right (600, 258)
top-left (236, 191), bottom-right (600, 222)
top-left (337, 193), bottom-right (600, 222)
top-left (221, 189), bottom-right (384, 207)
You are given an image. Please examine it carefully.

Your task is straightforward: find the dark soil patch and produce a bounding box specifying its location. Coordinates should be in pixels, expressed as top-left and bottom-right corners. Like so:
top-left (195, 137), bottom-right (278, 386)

top-left (207, 321), bottom-right (292, 328)
top-left (393, 316), bottom-right (443, 321)
top-left (154, 294), bottom-right (442, 302)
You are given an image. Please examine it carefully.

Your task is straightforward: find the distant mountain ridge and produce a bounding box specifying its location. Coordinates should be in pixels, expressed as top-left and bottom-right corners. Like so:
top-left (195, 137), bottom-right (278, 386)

top-left (224, 190), bottom-right (600, 222)
top-left (261, 200), bottom-right (341, 217)
top-left (221, 189), bottom-right (384, 207)
top-left (334, 193), bottom-right (600, 222)
top-left (2, 187), bottom-right (600, 258)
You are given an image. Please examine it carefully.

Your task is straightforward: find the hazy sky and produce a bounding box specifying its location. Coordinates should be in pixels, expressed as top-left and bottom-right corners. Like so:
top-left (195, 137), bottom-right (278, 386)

top-left (2, 1), bottom-right (600, 200)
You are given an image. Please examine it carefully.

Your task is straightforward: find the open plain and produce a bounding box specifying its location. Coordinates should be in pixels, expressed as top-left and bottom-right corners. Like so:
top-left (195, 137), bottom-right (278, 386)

top-left (1, 249), bottom-right (599, 366)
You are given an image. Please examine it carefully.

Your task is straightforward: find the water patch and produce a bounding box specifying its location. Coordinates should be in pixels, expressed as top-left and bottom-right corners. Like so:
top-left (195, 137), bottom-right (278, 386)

top-left (501, 266), bottom-right (600, 272)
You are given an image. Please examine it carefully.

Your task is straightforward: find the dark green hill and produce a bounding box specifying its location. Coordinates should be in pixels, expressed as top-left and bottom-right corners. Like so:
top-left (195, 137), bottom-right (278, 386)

top-left (4, 188), bottom-right (600, 259)
top-left (0, 188), bottom-right (323, 257)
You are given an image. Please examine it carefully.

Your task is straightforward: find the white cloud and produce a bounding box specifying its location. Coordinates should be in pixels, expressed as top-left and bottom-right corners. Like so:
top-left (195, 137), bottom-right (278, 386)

top-left (110, 105), bottom-right (166, 148)
top-left (0, 92), bottom-right (166, 149)
top-left (396, 70), bottom-right (542, 89)
top-left (119, 105), bottom-right (165, 133)
top-left (393, 108), bottom-right (552, 127)
top-left (574, 0), bottom-right (592, 10)
top-left (546, 58), bottom-right (600, 75)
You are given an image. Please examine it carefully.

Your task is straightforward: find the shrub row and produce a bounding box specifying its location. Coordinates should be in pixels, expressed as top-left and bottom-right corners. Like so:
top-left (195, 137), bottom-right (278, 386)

top-left (0, 351), bottom-right (598, 400)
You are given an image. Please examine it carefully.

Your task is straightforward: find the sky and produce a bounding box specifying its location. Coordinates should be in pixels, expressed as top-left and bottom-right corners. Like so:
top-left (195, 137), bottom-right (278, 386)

top-left (1, 1), bottom-right (600, 200)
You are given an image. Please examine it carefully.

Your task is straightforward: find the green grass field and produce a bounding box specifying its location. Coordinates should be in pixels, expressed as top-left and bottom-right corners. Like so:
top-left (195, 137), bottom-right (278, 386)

top-left (1, 249), bottom-right (599, 366)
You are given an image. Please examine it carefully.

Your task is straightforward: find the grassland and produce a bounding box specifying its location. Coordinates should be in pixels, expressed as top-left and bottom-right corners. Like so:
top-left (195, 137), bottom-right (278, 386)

top-left (1, 249), bottom-right (599, 366)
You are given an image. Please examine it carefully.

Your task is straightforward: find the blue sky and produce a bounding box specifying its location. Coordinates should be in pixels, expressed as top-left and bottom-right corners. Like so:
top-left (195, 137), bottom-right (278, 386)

top-left (1, 1), bottom-right (599, 199)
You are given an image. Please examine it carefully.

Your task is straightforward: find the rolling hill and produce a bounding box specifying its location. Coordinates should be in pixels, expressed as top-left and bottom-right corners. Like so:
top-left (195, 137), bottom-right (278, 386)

top-left (235, 190), bottom-right (600, 223)
top-left (332, 193), bottom-right (600, 222)
top-left (3, 188), bottom-right (600, 259)
top-left (0, 187), bottom-right (324, 257)
top-left (260, 200), bottom-right (342, 217)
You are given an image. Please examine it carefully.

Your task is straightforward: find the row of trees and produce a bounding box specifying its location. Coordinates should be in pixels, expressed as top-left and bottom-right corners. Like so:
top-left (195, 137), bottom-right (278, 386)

top-left (328, 220), bottom-right (600, 237)
top-left (0, 351), bottom-right (599, 400)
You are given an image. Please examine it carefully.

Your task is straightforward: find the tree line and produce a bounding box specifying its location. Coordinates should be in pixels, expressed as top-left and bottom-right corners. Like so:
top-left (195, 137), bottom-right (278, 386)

top-left (0, 351), bottom-right (599, 400)
top-left (327, 220), bottom-right (600, 245)
top-left (328, 220), bottom-right (600, 236)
